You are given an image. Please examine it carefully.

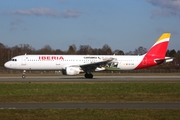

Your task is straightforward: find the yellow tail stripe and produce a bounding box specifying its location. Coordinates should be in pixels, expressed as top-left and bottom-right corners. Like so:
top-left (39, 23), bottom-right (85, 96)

top-left (156, 33), bottom-right (171, 43)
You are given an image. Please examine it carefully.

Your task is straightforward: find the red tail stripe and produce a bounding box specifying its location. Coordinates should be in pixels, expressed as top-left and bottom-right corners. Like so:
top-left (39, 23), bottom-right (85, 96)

top-left (135, 41), bottom-right (168, 69)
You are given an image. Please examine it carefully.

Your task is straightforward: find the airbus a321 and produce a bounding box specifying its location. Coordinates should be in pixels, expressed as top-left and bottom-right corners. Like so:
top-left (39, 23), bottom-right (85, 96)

top-left (4, 33), bottom-right (173, 79)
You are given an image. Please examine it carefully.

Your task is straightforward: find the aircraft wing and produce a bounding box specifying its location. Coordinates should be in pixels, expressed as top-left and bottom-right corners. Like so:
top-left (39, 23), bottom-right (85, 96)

top-left (79, 59), bottom-right (113, 72)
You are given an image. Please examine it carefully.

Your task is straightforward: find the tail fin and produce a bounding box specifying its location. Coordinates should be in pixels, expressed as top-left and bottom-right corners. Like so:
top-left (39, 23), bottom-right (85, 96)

top-left (135, 33), bottom-right (171, 69)
top-left (146, 33), bottom-right (171, 58)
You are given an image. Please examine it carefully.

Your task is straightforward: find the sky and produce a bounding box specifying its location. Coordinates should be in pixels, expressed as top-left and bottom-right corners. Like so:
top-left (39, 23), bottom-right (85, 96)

top-left (0, 0), bottom-right (180, 52)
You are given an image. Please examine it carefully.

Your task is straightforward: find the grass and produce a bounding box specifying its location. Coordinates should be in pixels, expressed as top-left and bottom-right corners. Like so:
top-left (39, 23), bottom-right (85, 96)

top-left (0, 82), bottom-right (179, 102)
top-left (0, 82), bottom-right (180, 119)
top-left (0, 109), bottom-right (180, 120)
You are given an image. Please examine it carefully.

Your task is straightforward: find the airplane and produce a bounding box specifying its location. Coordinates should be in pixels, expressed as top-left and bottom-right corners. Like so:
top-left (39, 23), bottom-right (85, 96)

top-left (4, 33), bottom-right (173, 79)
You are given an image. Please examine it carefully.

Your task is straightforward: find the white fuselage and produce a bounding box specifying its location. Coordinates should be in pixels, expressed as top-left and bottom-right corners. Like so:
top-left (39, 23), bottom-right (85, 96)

top-left (4, 55), bottom-right (144, 71)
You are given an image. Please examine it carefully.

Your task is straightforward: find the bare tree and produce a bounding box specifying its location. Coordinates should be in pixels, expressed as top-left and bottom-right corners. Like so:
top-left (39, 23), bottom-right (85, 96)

top-left (134, 46), bottom-right (147, 55)
top-left (0, 43), bottom-right (7, 67)
top-left (67, 44), bottom-right (77, 55)
top-left (77, 45), bottom-right (93, 55)
top-left (101, 44), bottom-right (112, 55)
top-left (38, 45), bottom-right (53, 54)
top-left (169, 49), bottom-right (176, 57)
top-left (125, 51), bottom-right (134, 55)
top-left (113, 49), bottom-right (124, 55)
top-left (54, 49), bottom-right (64, 55)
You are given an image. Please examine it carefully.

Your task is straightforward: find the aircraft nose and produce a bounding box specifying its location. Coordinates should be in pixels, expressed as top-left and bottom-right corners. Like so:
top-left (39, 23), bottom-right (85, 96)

top-left (4, 62), bottom-right (10, 68)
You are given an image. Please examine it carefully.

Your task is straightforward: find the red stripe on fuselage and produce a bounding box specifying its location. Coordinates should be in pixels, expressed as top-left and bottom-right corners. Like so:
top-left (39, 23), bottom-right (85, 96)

top-left (135, 41), bottom-right (168, 69)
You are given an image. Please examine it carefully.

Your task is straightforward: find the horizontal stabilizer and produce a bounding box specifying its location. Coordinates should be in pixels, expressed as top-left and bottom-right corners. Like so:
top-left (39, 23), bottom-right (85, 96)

top-left (155, 57), bottom-right (174, 64)
top-left (164, 57), bottom-right (174, 63)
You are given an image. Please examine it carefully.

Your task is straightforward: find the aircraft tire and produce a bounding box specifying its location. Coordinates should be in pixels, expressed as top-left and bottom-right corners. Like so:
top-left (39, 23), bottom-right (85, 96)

top-left (84, 73), bottom-right (93, 79)
top-left (22, 75), bottom-right (26, 79)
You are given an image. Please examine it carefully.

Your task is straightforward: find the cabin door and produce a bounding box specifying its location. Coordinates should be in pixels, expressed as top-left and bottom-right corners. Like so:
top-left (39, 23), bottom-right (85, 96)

top-left (21, 56), bottom-right (26, 65)
top-left (56, 60), bottom-right (60, 65)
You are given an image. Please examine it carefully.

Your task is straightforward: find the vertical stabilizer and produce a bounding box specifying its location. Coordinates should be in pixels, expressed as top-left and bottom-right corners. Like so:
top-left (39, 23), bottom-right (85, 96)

top-left (135, 33), bottom-right (171, 69)
top-left (146, 33), bottom-right (171, 58)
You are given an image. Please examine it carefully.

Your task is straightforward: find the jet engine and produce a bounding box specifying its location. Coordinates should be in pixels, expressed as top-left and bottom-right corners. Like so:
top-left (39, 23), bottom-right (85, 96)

top-left (62, 67), bottom-right (80, 75)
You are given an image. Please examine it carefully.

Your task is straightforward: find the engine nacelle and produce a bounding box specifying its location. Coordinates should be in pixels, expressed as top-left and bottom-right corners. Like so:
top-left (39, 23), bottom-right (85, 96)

top-left (62, 67), bottom-right (80, 75)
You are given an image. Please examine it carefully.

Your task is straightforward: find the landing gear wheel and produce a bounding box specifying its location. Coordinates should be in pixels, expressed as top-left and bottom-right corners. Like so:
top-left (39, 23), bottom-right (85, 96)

top-left (22, 70), bottom-right (26, 79)
top-left (84, 73), bottom-right (93, 79)
top-left (22, 74), bottom-right (26, 79)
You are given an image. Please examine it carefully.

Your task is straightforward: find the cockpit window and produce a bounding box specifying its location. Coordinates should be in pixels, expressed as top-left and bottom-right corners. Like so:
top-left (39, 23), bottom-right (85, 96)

top-left (11, 59), bottom-right (17, 61)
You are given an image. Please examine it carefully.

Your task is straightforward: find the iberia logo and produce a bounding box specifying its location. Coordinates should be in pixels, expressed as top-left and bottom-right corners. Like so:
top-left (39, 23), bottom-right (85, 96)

top-left (39, 56), bottom-right (64, 60)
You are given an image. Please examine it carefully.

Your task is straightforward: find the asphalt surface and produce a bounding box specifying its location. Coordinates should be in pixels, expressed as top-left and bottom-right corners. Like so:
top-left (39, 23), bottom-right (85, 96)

top-left (0, 102), bottom-right (180, 109)
top-left (0, 76), bottom-right (180, 82)
top-left (0, 76), bottom-right (179, 109)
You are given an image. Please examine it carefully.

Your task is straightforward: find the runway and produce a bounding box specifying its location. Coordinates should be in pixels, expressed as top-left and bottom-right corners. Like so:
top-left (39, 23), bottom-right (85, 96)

top-left (0, 102), bottom-right (180, 109)
top-left (0, 76), bottom-right (180, 82)
top-left (0, 76), bottom-right (179, 109)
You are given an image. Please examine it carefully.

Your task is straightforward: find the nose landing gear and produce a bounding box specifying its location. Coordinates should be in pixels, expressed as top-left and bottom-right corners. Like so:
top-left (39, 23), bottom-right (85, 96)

top-left (22, 70), bottom-right (26, 79)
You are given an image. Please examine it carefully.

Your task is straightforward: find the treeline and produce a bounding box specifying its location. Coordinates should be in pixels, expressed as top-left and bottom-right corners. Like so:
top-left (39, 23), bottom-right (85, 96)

top-left (0, 43), bottom-right (179, 69)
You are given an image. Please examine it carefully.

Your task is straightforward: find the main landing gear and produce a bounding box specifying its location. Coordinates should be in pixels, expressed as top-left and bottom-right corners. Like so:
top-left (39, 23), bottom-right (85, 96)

top-left (84, 72), bottom-right (93, 79)
top-left (22, 70), bottom-right (26, 79)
